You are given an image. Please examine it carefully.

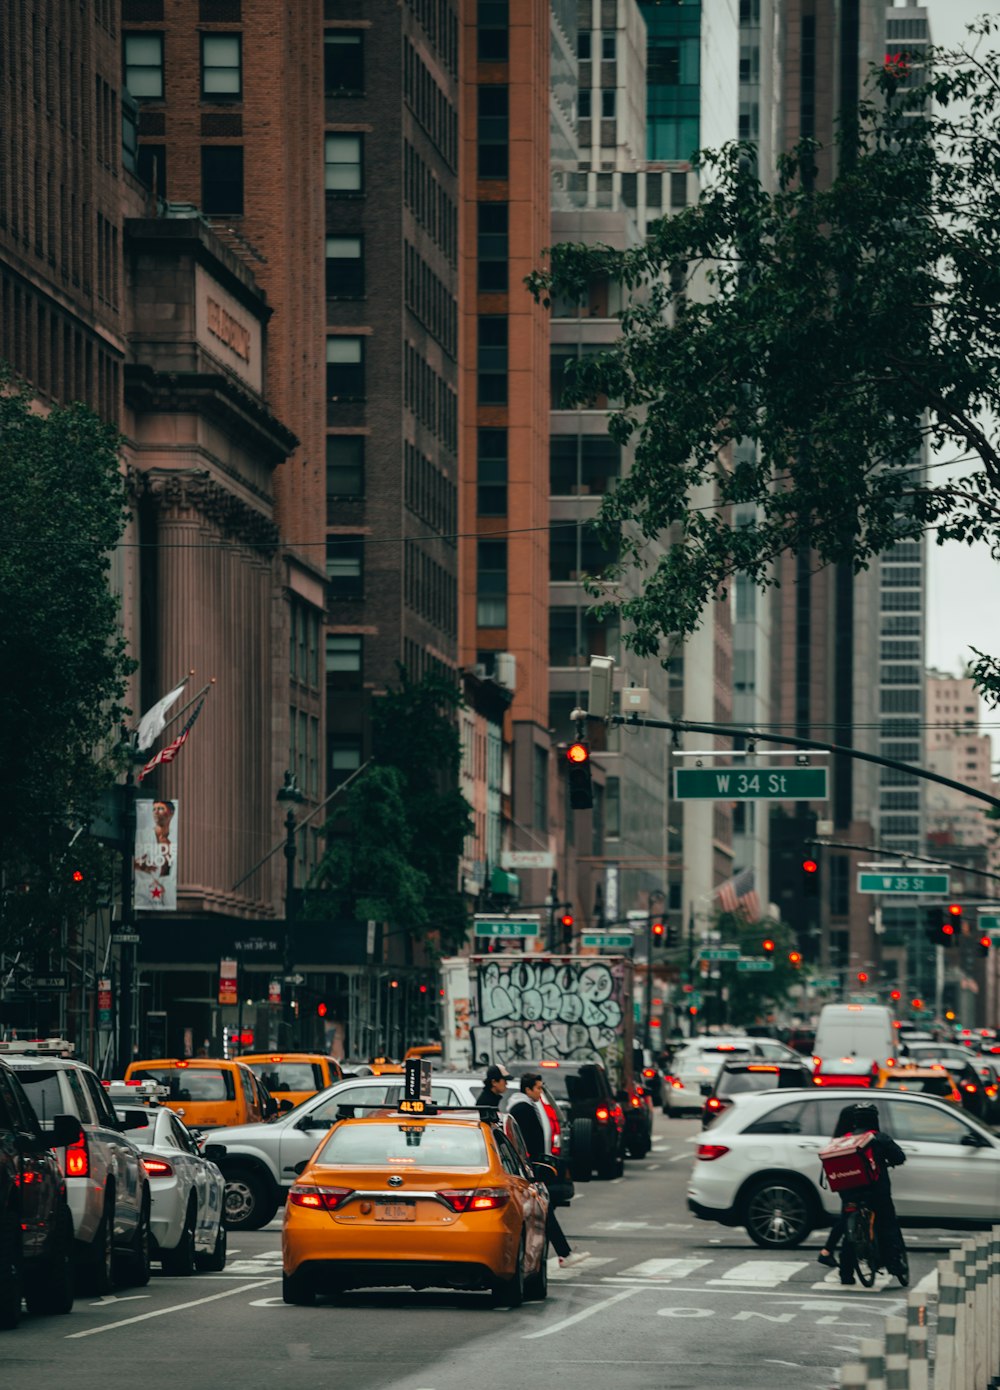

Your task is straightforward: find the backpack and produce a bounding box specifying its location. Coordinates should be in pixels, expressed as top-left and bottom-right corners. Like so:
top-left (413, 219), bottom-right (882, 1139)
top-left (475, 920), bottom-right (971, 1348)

top-left (818, 1130), bottom-right (883, 1192)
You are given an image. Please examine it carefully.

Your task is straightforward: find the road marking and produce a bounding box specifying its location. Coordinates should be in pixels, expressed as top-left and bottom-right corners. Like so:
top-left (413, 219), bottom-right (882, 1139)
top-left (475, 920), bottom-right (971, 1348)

top-left (619, 1258), bottom-right (712, 1280)
top-left (66, 1278), bottom-right (281, 1338)
top-left (89, 1294), bottom-right (151, 1306)
top-left (668, 1153), bottom-right (691, 1163)
top-left (711, 1260), bottom-right (811, 1287)
top-left (913, 1270), bottom-right (938, 1295)
top-left (550, 1257), bottom-right (614, 1280)
top-left (522, 1286), bottom-right (638, 1340)
top-left (646, 1163), bottom-right (660, 1171)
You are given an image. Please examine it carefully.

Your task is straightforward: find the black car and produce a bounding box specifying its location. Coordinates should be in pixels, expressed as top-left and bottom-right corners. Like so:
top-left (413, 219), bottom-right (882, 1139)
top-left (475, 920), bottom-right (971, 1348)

top-left (622, 1077), bottom-right (654, 1158)
top-left (505, 1060), bottom-right (625, 1180)
top-left (904, 1044), bottom-right (987, 1121)
top-left (634, 1047), bottom-right (666, 1107)
top-left (0, 1058), bottom-right (81, 1330)
top-left (701, 1059), bottom-right (814, 1128)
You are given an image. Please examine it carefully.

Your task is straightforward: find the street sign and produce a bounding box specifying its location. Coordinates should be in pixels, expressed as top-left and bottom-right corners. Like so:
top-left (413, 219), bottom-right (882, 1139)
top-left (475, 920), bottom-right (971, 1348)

top-left (627, 910), bottom-right (650, 922)
top-left (22, 975), bottom-right (68, 991)
top-left (979, 915), bottom-right (1000, 934)
top-left (686, 992), bottom-right (703, 1008)
top-left (736, 958), bottom-right (774, 973)
top-left (112, 932), bottom-right (140, 944)
top-left (474, 916), bottom-right (539, 939)
top-left (812, 977), bottom-right (840, 990)
top-left (674, 766), bottom-right (828, 801)
top-left (582, 933), bottom-right (634, 950)
top-left (857, 872), bottom-right (950, 895)
top-left (501, 850), bottom-right (555, 871)
top-left (698, 947), bottom-right (741, 961)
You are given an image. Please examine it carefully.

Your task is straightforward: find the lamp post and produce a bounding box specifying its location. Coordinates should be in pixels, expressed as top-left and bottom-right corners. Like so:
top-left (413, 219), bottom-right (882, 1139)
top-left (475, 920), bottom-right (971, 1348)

top-left (277, 770), bottom-right (304, 1044)
top-left (645, 889), bottom-right (666, 1048)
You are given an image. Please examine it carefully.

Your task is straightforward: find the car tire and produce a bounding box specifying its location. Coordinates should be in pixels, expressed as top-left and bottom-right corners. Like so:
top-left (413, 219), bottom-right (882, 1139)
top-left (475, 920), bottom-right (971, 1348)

top-left (26, 1207), bottom-right (74, 1316)
top-left (570, 1119), bottom-right (593, 1182)
top-left (196, 1221), bottom-right (227, 1273)
top-left (491, 1234), bottom-right (525, 1308)
top-left (524, 1240), bottom-right (549, 1302)
top-left (79, 1199), bottom-right (115, 1296)
top-left (742, 1176), bottom-right (815, 1250)
top-left (224, 1170), bottom-right (277, 1231)
top-left (0, 1208), bottom-right (23, 1331)
top-left (162, 1203), bottom-right (197, 1277)
top-left (282, 1268), bottom-right (315, 1306)
top-left (116, 1197), bottom-right (151, 1288)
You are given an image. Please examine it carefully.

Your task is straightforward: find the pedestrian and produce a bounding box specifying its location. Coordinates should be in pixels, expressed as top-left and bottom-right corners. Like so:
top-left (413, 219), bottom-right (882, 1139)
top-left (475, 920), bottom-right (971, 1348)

top-left (817, 1100), bottom-right (907, 1284)
top-left (475, 1063), bottom-right (510, 1108)
top-left (508, 1073), bottom-right (590, 1270)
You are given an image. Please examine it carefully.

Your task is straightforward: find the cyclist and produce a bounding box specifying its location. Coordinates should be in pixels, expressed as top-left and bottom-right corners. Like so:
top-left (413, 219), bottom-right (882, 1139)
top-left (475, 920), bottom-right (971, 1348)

top-left (817, 1100), bottom-right (907, 1285)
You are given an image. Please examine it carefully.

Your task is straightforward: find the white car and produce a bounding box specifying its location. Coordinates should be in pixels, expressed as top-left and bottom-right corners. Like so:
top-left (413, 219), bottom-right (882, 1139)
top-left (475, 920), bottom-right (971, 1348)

top-left (664, 1040), bottom-right (757, 1116)
top-left (687, 1086), bottom-right (1000, 1249)
top-left (109, 1082), bottom-right (227, 1275)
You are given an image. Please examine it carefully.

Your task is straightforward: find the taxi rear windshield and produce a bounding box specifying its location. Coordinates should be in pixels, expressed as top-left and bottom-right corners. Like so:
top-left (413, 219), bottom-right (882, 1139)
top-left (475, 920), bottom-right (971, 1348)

top-left (131, 1068), bottom-right (234, 1102)
top-left (318, 1123), bottom-right (488, 1168)
top-left (246, 1062), bottom-right (321, 1092)
top-left (718, 1068), bottom-right (805, 1097)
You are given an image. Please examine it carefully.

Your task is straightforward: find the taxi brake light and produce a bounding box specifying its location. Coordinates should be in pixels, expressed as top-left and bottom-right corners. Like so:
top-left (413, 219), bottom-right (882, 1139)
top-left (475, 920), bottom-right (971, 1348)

top-left (288, 1184), bottom-right (353, 1211)
top-left (65, 1135), bottom-right (89, 1178)
top-left (175, 1061), bottom-right (189, 1068)
top-left (696, 1144), bottom-right (730, 1161)
top-left (142, 1158), bottom-right (174, 1177)
top-left (438, 1188), bottom-right (510, 1213)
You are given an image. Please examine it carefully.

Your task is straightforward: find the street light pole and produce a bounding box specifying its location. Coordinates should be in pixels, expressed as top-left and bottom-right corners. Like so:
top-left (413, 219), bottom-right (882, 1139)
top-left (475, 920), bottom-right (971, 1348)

top-left (645, 889), bottom-right (665, 1048)
top-left (277, 770), bottom-right (304, 1046)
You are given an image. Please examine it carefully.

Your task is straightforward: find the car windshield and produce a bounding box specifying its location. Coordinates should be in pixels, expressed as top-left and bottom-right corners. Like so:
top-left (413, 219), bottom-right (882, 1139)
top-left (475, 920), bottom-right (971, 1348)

top-left (246, 1062), bottom-right (320, 1092)
top-left (317, 1122), bottom-right (488, 1168)
top-left (131, 1068), bottom-right (234, 1101)
top-left (11, 1069), bottom-right (63, 1122)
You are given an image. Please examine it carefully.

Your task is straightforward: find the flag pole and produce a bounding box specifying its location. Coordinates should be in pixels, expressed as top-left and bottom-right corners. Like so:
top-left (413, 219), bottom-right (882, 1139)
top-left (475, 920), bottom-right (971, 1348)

top-left (157, 678), bottom-right (215, 737)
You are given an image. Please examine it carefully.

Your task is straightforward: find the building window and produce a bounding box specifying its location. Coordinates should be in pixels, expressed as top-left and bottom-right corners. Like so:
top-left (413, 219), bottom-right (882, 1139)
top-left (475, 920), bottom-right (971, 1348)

top-left (605, 776), bottom-right (620, 838)
top-left (601, 89), bottom-right (616, 119)
top-left (325, 633), bottom-right (363, 674)
top-left (324, 31), bottom-right (363, 94)
top-left (478, 86), bottom-right (508, 178)
top-left (601, 30), bottom-right (616, 61)
top-left (578, 31), bottom-right (591, 60)
top-left (477, 427), bottom-right (507, 515)
top-left (326, 235), bottom-right (364, 297)
top-left (477, 202), bottom-right (508, 292)
top-left (533, 745), bottom-right (548, 829)
top-left (137, 144), bottom-right (167, 197)
top-left (201, 146), bottom-right (243, 214)
top-left (329, 734), bottom-right (363, 787)
top-left (578, 89), bottom-right (592, 119)
top-left (326, 336), bottom-right (364, 400)
top-left (477, 0), bottom-right (509, 61)
top-left (326, 538), bottom-right (364, 598)
top-left (326, 436), bottom-right (364, 509)
top-left (477, 316), bottom-right (507, 404)
top-left (201, 34), bottom-right (241, 98)
top-left (124, 33), bottom-right (164, 99)
top-left (122, 95), bottom-right (139, 174)
top-left (476, 539), bottom-right (507, 627)
top-left (829, 855), bottom-right (849, 916)
top-left (325, 134), bottom-right (363, 192)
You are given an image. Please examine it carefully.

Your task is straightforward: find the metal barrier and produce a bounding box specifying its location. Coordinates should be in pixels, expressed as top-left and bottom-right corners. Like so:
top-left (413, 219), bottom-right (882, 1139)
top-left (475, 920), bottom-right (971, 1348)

top-left (839, 1228), bottom-right (1000, 1389)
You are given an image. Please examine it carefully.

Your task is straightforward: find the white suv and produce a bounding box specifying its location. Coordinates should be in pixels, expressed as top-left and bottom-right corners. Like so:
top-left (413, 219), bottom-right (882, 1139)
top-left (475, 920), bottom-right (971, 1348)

top-left (2, 1044), bottom-right (151, 1292)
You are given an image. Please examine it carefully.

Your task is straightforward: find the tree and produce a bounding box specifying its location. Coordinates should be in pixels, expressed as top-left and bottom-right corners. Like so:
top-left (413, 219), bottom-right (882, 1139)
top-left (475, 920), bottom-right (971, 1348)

top-left (528, 22), bottom-right (1000, 695)
top-left (313, 669), bottom-right (473, 954)
top-left (0, 369), bottom-right (133, 955)
top-left (715, 914), bottom-right (801, 1028)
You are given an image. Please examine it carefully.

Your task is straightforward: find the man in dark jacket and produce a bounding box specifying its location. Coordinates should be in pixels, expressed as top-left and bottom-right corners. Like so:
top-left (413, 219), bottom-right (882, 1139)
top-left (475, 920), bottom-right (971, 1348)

top-left (817, 1101), bottom-right (907, 1285)
top-left (507, 1074), bottom-right (589, 1269)
top-left (474, 1063), bottom-right (510, 1108)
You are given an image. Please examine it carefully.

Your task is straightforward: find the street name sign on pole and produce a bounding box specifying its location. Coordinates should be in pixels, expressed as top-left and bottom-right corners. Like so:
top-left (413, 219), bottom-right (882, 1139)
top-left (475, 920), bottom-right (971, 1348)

top-left (582, 933), bottom-right (634, 950)
top-left (473, 915), bottom-right (540, 939)
top-left (674, 766), bottom-right (828, 801)
top-left (812, 977), bottom-right (840, 990)
top-left (22, 975), bottom-right (68, 991)
top-left (979, 915), bottom-right (1000, 934)
top-left (698, 946), bottom-right (741, 962)
top-left (736, 958), bottom-right (774, 973)
top-left (501, 850), bottom-right (555, 871)
top-left (112, 932), bottom-right (141, 944)
top-left (856, 872), bottom-right (950, 895)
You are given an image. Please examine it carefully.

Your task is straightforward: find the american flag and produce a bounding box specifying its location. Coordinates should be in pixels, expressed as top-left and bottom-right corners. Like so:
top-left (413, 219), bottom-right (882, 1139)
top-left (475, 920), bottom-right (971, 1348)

top-left (716, 867), bottom-right (760, 923)
top-left (138, 697), bottom-right (206, 782)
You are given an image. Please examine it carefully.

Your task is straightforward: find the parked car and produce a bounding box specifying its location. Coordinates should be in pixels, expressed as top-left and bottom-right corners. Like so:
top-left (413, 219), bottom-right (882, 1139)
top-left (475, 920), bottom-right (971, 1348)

top-left (0, 1058), bottom-right (79, 1329)
top-left (504, 1060), bottom-right (626, 1180)
top-left (688, 1086), bottom-right (1000, 1250)
top-left (702, 1059), bottom-right (815, 1127)
top-left (108, 1081), bottom-right (228, 1275)
top-left (2, 1040), bottom-right (151, 1293)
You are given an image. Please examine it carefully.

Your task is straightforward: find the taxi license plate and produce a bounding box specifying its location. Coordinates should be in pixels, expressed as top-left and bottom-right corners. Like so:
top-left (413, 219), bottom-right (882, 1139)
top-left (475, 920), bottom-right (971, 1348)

top-left (375, 1202), bottom-right (415, 1221)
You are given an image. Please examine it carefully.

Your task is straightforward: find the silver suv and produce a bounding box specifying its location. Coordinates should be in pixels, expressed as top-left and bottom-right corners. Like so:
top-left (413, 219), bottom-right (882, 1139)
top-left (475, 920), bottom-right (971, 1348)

top-left (1, 1042), bottom-right (151, 1293)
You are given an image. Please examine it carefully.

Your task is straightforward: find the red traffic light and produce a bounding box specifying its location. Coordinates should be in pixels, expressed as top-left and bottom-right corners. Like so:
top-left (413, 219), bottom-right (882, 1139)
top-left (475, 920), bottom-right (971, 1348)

top-left (802, 859), bottom-right (818, 875)
top-left (788, 951), bottom-right (802, 967)
top-left (857, 972), bottom-right (869, 984)
top-left (566, 742), bottom-right (590, 765)
top-left (762, 938), bottom-right (775, 954)
top-left (890, 989), bottom-right (902, 1001)
top-left (651, 919), bottom-right (665, 937)
top-left (980, 936), bottom-right (992, 950)
top-left (71, 869), bottom-right (84, 883)
top-left (317, 1002), bottom-right (328, 1018)
top-left (911, 997), bottom-right (924, 1010)
top-left (948, 903), bottom-right (963, 917)
top-left (418, 984), bottom-right (428, 993)
top-left (560, 912), bottom-right (574, 929)
top-left (942, 922), bottom-right (955, 937)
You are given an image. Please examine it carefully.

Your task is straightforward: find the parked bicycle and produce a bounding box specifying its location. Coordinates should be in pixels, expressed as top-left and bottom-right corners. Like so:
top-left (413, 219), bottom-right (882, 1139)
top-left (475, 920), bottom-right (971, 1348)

top-left (839, 1192), bottom-right (909, 1288)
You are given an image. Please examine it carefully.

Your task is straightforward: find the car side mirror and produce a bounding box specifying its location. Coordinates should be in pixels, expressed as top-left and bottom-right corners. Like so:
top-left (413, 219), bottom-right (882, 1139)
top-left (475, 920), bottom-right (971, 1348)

top-left (961, 1131), bottom-right (990, 1148)
top-left (532, 1161), bottom-right (557, 1182)
top-left (277, 1099), bottom-right (294, 1114)
top-left (203, 1143), bottom-right (227, 1163)
top-left (50, 1114), bottom-right (83, 1149)
top-left (296, 1115), bottom-right (327, 1131)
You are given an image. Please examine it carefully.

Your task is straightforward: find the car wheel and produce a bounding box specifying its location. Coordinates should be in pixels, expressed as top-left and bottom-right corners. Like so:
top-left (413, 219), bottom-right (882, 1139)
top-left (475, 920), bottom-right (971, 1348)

top-left (743, 1177), bottom-right (814, 1250)
top-left (524, 1239), bottom-right (549, 1302)
top-left (26, 1207), bottom-right (74, 1316)
top-left (162, 1203), bottom-right (197, 1277)
top-left (196, 1220), bottom-right (227, 1274)
top-left (116, 1198), bottom-right (151, 1288)
top-left (570, 1119), bottom-right (593, 1182)
top-left (491, 1234), bottom-right (525, 1308)
top-left (0, 1208), bottom-right (23, 1331)
top-left (282, 1268), bottom-right (315, 1306)
top-left (224, 1171), bottom-right (277, 1231)
top-left (79, 1200), bottom-right (115, 1296)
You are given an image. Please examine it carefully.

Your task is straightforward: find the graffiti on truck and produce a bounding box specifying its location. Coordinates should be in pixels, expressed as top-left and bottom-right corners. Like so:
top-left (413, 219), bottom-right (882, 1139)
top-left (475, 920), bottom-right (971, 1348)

top-left (469, 958), bottom-right (625, 1067)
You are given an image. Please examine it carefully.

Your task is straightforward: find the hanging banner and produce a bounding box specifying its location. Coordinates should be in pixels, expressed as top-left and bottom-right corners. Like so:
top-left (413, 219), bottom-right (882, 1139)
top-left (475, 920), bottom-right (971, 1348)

top-left (268, 978), bottom-right (282, 1005)
top-left (134, 798), bottom-right (178, 910)
top-left (219, 958), bottom-right (238, 1006)
top-left (97, 977), bottom-right (113, 1028)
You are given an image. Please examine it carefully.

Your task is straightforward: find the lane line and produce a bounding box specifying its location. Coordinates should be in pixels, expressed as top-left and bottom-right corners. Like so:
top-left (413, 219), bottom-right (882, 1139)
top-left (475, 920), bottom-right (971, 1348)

top-left (66, 1278), bottom-right (281, 1338)
top-left (522, 1286), bottom-right (639, 1340)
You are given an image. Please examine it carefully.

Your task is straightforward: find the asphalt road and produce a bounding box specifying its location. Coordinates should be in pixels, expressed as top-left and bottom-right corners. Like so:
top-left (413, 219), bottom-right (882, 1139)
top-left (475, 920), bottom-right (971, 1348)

top-left (4, 1111), bottom-right (959, 1390)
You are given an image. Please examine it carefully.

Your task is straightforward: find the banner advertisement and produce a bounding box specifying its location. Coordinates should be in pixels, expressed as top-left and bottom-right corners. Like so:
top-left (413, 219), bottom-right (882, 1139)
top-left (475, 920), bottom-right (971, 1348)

top-left (133, 798), bottom-right (178, 910)
top-left (219, 958), bottom-right (238, 1006)
top-left (268, 979), bottom-right (282, 1005)
top-left (97, 978), bottom-right (113, 1028)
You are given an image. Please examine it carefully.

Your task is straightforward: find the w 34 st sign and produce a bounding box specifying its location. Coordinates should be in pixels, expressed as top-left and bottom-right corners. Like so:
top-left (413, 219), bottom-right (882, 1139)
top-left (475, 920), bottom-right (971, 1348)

top-left (674, 766), bottom-right (828, 801)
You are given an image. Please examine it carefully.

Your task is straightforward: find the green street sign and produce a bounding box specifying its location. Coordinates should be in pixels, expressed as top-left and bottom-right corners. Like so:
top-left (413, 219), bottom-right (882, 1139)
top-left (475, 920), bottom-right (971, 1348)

top-left (582, 933), bottom-right (634, 950)
top-left (856, 872), bottom-right (950, 895)
top-left (473, 917), bottom-right (538, 938)
top-left (683, 992), bottom-right (703, 1008)
top-left (736, 957), bottom-right (774, 972)
top-left (979, 915), bottom-right (1000, 934)
top-left (698, 947), bottom-right (741, 962)
top-left (674, 766), bottom-right (828, 801)
top-left (812, 977), bottom-right (840, 990)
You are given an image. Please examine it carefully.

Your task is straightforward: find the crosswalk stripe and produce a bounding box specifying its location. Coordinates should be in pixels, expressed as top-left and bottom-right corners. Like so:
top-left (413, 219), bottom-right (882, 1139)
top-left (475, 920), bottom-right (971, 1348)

top-left (549, 1256), bottom-right (615, 1280)
top-left (710, 1260), bottom-right (811, 1287)
top-left (618, 1258), bottom-right (713, 1280)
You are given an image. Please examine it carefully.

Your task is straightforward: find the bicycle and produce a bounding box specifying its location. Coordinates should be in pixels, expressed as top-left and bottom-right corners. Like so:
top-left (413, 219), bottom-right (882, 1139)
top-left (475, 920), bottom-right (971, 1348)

top-left (838, 1195), bottom-right (909, 1288)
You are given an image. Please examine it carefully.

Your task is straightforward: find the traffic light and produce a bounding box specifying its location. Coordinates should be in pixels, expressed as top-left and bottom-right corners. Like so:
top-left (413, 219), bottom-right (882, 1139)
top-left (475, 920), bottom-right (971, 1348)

top-left (666, 923), bottom-right (680, 948)
top-left (762, 938), bottom-right (775, 955)
top-left (70, 868), bottom-right (84, 885)
top-left (560, 912), bottom-right (574, 945)
top-left (566, 740), bottom-right (593, 810)
top-left (857, 972), bottom-right (869, 985)
top-left (651, 917), bottom-right (665, 940)
top-left (980, 935), bottom-right (992, 959)
top-left (788, 951), bottom-right (802, 968)
top-left (317, 1001), bottom-right (328, 1018)
top-left (801, 858), bottom-right (819, 898)
top-left (890, 989), bottom-right (902, 1002)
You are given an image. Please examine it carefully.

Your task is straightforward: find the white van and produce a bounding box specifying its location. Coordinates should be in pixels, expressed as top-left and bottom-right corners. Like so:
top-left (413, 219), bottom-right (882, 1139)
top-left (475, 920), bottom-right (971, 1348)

top-left (812, 1003), bottom-right (897, 1087)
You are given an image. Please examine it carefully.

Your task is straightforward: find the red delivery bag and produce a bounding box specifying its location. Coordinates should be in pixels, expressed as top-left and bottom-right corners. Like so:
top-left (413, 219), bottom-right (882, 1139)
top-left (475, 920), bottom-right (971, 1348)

top-left (818, 1131), bottom-right (883, 1192)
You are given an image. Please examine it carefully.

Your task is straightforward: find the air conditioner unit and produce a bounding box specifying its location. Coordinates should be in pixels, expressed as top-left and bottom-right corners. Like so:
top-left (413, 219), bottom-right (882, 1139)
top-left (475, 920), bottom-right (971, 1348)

top-left (495, 652), bottom-right (517, 691)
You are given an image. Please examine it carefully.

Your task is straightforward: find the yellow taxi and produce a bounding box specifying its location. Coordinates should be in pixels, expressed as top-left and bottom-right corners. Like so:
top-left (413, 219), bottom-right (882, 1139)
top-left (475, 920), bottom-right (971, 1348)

top-left (367, 1056), bottom-right (404, 1076)
top-left (282, 1104), bottom-right (549, 1306)
top-left (875, 1063), bottom-right (963, 1108)
top-left (403, 1044), bottom-right (442, 1064)
top-left (240, 1053), bottom-right (343, 1109)
top-left (124, 1058), bottom-right (267, 1129)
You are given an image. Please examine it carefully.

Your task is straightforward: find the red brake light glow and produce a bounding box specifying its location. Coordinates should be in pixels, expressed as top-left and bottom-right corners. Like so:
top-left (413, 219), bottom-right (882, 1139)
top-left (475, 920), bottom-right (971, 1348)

top-left (438, 1188), bottom-right (510, 1213)
top-left (540, 1060), bottom-right (559, 1068)
top-left (288, 1185), bottom-right (353, 1211)
top-left (595, 1106), bottom-right (610, 1122)
top-left (142, 1158), bottom-right (174, 1177)
top-left (643, 1068), bottom-right (655, 1078)
top-left (696, 1144), bottom-right (730, 1161)
top-left (65, 1135), bottom-right (89, 1178)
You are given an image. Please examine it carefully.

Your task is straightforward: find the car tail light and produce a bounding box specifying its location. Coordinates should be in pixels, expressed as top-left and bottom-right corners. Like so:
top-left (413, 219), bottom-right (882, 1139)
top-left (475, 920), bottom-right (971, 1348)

top-left (142, 1158), bottom-right (174, 1177)
top-left (65, 1134), bottom-right (89, 1178)
top-left (705, 1097), bottom-right (723, 1111)
top-left (670, 1078), bottom-right (684, 1090)
top-left (952, 1088), bottom-right (963, 1103)
top-left (696, 1143), bottom-right (730, 1161)
top-left (595, 1106), bottom-right (610, 1122)
top-left (812, 1056), bottom-right (822, 1069)
top-left (643, 1068), bottom-right (656, 1079)
top-left (630, 1095), bottom-right (643, 1108)
top-left (288, 1184), bottom-right (352, 1211)
top-left (438, 1188), bottom-right (510, 1212)
top-left (540, 1060), bottom-right (559, 1068)
top-left (541, 1100), bottom-right (562, 1155)
top-left (963, 1082), bottom-right (978, 1094)
top-left (610, 1103), bottom-right (623, 1123)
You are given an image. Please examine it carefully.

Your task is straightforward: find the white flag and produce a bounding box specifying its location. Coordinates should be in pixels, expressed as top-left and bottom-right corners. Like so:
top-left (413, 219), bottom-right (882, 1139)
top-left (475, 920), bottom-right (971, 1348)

top-left (135, 680), bottom-right (188, 751)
